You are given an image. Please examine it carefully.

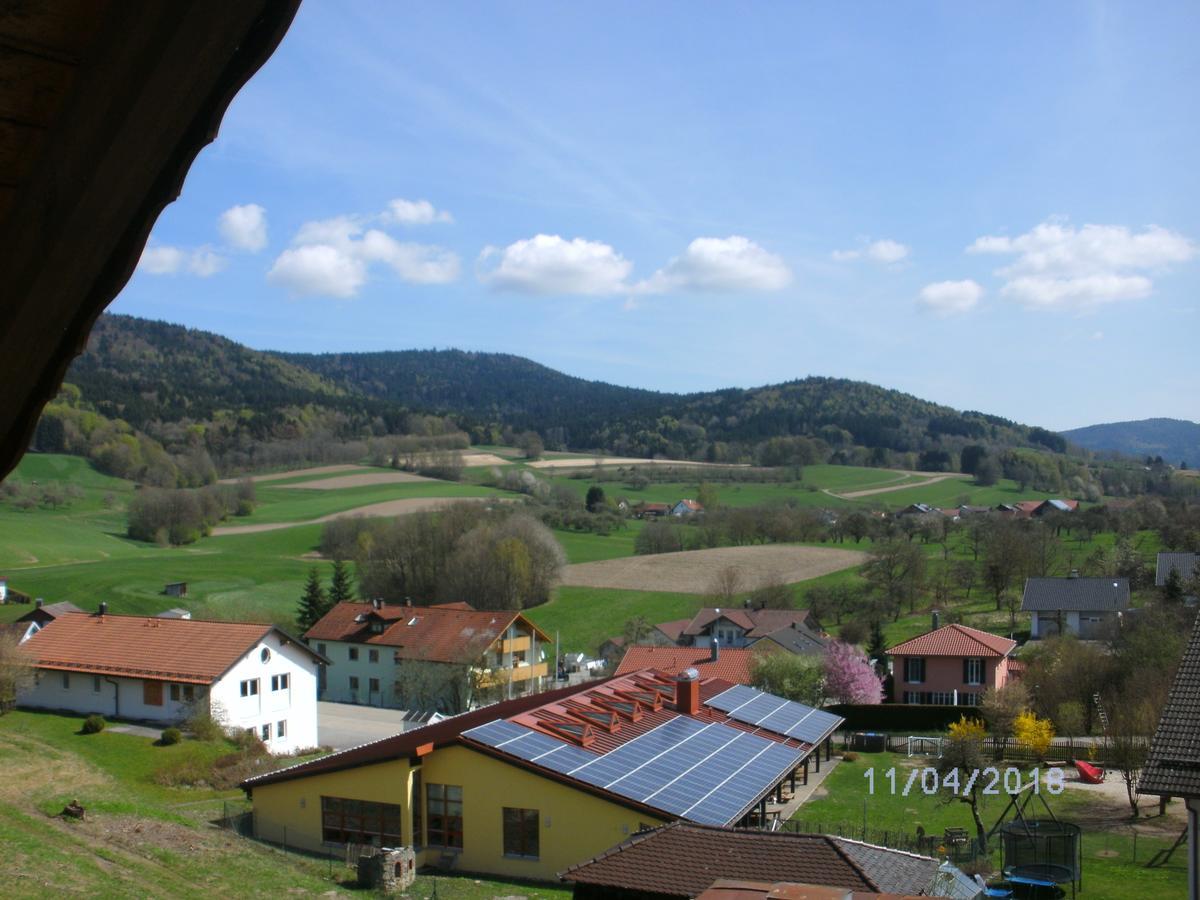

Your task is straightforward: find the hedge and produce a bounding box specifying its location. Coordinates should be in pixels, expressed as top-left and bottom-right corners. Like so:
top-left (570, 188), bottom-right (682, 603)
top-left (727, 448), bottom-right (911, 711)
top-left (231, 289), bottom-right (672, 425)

top-left (826, 703), bottom-right (972, 734)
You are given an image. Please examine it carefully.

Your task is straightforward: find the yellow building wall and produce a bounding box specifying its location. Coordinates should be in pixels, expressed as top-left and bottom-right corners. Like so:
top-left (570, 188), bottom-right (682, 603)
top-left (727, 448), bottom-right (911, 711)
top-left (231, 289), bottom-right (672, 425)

top-left (249, 744), bottom-right (666, 882)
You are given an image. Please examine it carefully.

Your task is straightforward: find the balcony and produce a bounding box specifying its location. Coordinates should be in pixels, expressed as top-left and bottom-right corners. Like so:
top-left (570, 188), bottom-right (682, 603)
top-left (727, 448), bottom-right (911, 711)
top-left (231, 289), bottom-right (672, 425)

top-left (500, 636), bottom-right (531, 654)
top-left (476, 662), bottom-right (548, 688)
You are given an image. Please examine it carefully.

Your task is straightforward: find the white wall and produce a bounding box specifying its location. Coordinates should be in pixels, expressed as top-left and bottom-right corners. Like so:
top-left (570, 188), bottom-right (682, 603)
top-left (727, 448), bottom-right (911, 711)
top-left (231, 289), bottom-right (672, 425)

top-left (209, 633), bottom-right (319, 755)
top-left (20, 670), bottom-right (200, 722)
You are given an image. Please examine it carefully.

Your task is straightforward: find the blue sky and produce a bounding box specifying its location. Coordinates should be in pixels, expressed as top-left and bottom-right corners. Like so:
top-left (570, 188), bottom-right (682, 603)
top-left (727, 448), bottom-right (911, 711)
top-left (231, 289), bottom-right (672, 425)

top-left (114, 1), bottom-right (1199, 431)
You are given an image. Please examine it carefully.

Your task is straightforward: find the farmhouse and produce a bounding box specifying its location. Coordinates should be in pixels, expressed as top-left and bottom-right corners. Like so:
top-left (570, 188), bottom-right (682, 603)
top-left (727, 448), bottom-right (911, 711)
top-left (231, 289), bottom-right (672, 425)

top-left (560, 821), bottom-right (947, 899)
top-left (304, 599), bottom-right (551, 712)
top-left (886, 621), bottom-right (1018, 706)
top-left (637, 502), bottom-right (671, 518)
top-left (18, 608), bottom-right (323, 753)
top-left (670, 498), bottom-right (704, 517)
top-left (1021, 576), bottom-right (1129, 639)
top-left (242, 670), bottom-right (843, 881)
top-left (1137, 612), bottom-right (1200, 900)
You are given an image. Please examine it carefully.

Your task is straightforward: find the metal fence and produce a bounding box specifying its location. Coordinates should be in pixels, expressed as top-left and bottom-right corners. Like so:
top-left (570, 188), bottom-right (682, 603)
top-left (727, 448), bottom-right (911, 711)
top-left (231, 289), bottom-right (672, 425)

top-left (219, 799), bottom-right (254, 837)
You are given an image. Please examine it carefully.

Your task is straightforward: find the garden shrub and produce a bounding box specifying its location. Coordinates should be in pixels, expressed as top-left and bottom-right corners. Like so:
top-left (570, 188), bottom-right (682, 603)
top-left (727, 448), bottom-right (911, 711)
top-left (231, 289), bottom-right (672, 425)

top-left (160, 727), bottom-right (182, 745)
top-left (81, 714), bottom-right (105, 734)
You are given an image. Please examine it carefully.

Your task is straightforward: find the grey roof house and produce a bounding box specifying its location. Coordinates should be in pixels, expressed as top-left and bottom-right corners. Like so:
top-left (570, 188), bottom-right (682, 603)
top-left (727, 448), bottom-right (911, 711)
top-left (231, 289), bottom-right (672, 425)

top-left (1138, 612), bottom-right (1200, 900)
top-left (1021, 576), bottom-right (1129, 640)
top-left (1157, 552), bottom-right (1199, 588)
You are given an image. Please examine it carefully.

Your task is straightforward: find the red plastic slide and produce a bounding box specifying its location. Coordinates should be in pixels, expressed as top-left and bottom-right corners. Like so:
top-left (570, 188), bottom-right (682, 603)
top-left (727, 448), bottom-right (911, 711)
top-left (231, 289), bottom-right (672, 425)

top-left (1074, 759), bottom-right (1105, 784)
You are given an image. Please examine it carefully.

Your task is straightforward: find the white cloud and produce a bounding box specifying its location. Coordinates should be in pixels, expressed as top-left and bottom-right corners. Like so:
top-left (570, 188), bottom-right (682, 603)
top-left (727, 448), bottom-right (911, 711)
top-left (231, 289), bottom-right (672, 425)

top-left (1091, 330), bottom-right (1105, 341)
top-left (917, 279), bottom-right (984, 315)
top-left (479, 234), bottom-right (632, 295)
top-left (137, 244), bottom-right (226, 277)
top-left (218, 203), bottom-right (268, 252)
top-left (382, 198), bottom-right (453, 226)
top-left (268, 245), bottom-right (367, 298)
top-left (832, 238), bottom-right (910, 264)
top-left (269, 208), bottom-right (459, 298)
top-left (969, 220), bottom-right (1197, 310)
top-left (187, 248), bottom-right (228, 277)
top-left (138, 245), bottom-right (185, 275)
top-left (637, 236), bottom-right (791, 293)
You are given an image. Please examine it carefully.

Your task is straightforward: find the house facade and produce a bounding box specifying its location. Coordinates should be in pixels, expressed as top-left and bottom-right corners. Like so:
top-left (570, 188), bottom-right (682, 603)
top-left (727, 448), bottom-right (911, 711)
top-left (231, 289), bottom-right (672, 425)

top-left (670, 499), bottom-right (704, 517)
top-left (243, 670), bottom-right (843, 882)
top-left (304, 600), bottom-right (550, 712)
top-left (886, 623), bottom-right (1017, 706)
top-left (19, 609), bottom-right (323, 753)
top-left (1021, 576), bottom-right (1129, 639)
top-left (676, 607), bottom-right (825, 652)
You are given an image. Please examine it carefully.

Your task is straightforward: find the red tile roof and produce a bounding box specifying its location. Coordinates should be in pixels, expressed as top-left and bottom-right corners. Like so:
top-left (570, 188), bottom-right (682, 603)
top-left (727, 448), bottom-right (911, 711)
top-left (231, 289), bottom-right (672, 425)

top-left (560, 822), bottom-right (940, 896)
top-left (613, 646), bottom-right (767, 684)
top-left (304, 602), bottom-right (549, 664)
top-left (19, 612), bottom-right (306, 684)
top-left (886, 624), bottom-right (1016, 658)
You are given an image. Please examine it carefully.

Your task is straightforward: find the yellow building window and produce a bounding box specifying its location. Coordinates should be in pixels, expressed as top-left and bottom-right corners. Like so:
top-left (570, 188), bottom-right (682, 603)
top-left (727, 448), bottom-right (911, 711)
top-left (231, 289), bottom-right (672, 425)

top-left (502, 807), bottom-right (539, 859)
top-left (320, 796), bottom-right (403, 847)
top-left (426, 783), bottom-right (463, 849)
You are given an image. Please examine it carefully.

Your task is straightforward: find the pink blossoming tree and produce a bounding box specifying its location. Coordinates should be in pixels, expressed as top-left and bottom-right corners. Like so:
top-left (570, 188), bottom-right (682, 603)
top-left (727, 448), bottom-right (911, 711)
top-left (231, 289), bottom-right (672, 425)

top-left (823, 640), bottom-right (883, 704)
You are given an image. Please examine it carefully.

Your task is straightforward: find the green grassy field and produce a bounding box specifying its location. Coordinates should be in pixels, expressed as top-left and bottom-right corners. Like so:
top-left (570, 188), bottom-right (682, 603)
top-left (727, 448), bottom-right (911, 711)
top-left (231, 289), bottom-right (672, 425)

top-left (0, 710), bottom-right (570, 898)
top-left (794, 751), bottom-right (1188, 899)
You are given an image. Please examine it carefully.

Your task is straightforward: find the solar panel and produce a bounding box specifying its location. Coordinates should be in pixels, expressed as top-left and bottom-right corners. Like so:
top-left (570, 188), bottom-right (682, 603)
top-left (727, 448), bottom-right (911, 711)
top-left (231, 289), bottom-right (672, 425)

top-left (706, 684), bottom-right (842, 746)
top-left (465, 710), bottom-right (808, 826)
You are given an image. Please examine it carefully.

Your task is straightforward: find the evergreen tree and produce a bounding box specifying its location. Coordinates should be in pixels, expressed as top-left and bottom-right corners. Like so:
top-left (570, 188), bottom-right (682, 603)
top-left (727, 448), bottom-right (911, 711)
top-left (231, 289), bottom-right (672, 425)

top-left (297, 567), bottom-right (327, 632)
top-left (865, 620), bottom-right (888, 662)
top-left (329, 558), bottom-right (354, 606)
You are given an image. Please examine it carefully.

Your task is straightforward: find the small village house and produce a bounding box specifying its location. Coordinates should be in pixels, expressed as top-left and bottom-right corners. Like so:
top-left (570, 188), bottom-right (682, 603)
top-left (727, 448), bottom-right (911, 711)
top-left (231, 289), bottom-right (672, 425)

top-left (304, 600), bottom-right (551, 712)
top-left (242, 670), bottom-right (843, 882)
top-left (672, 606), bottom-right (825, 652)
top-left (886, 619), bottom-right (1018, 706)
top-left (1157, 552), bottom-right (1199, 592)
top-left (18, 607), bottom-right (324, 754)
top-left (670, 498), bottom-right (704, 517)
top-left (1021, 576), bottom-right (1129, 639)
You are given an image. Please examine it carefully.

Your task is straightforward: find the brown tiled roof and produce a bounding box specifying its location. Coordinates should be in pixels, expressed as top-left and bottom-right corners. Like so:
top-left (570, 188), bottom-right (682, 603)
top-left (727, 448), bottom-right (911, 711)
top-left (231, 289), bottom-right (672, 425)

top-left (560, 822), bottom-right (940, 896)
top-left (19, 612), bottom-right (302, 684)
top-left (613, 647), bottom-right (765, 683)
top-left (654, 618), bottom-right (691, 642)
top-left (697, 881), bottom-right (928, 900)
top-left (303, 602), bottom-right (549, 664)
top-left (886, 624), bottom-right (1016, 658)
top-left (1139, 612), bottom-right (1200, 797)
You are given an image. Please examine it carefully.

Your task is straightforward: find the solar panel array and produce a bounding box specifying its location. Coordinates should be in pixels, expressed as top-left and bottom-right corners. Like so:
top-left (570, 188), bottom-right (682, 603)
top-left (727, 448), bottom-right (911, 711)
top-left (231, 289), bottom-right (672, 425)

top-left (706, 684), bottom-right (843, 745)
top-left (463, 714), bottom-right (804, 826)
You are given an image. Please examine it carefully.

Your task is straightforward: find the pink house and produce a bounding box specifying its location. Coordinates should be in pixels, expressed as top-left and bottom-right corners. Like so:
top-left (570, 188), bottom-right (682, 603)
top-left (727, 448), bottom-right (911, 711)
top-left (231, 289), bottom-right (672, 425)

top-left (886, 624), bottom-right (1017, 706)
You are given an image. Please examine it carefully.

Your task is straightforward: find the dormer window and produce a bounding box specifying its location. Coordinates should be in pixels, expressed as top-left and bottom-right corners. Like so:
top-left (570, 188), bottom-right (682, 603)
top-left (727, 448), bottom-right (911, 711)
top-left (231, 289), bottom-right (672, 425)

top-left (371, 621), bottom-right (384, 634)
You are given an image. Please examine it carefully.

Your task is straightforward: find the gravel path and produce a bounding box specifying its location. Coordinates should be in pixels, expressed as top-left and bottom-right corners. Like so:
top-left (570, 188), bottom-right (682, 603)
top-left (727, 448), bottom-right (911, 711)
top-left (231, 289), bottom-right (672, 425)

top-left (832, 472), bottom-right (970, 499)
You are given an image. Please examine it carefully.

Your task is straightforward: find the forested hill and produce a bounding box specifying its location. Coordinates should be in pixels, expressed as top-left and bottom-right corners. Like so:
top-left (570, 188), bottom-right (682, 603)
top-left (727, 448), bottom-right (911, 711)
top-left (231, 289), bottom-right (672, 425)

top-left (1062, 418), bottom-right (1200, 467)
top-left (66, 314), bottom-right (1066, 465)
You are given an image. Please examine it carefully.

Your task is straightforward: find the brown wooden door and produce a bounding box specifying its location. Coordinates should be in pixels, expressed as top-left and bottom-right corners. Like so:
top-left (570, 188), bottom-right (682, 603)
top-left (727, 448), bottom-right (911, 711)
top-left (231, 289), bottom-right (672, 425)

top-left (143, 680), bottom-right (163, 706)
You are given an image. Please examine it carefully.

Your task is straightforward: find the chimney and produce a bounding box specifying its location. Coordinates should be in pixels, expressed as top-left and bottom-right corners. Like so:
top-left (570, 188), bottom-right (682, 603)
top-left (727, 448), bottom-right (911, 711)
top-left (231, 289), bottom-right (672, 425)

top-left (743, 598), bottom-right (751, 609)
top-left (405, 598), bottom-right (413, 608)
top-left (98, 601), bottom-right (108, 617)
top-left (931, 609), bottom-right (940, 630)
top-left (35, 598), bottom-right (44, 609)
top-left (675, 668), bottom-right (701, 716)
top-left (709, 636), bottom-right (719, 662)
top-left (1069, 569), bottom-right (1080, 579)
top-left (372, 597), bottom-right (382, 611)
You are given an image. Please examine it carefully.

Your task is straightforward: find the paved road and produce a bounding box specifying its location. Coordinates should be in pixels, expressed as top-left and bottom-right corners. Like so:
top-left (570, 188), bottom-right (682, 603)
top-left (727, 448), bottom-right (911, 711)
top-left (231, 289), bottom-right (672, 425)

top-left (318, 701), bottom-right (412, 750)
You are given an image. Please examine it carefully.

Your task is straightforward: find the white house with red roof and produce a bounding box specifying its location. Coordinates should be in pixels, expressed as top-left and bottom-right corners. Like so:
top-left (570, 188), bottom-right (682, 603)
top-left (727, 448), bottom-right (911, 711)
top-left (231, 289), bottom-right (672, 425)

top-left (885, 622), bottom-right (1018, 706)
top-left (18, 606), bottom-right (325, 753)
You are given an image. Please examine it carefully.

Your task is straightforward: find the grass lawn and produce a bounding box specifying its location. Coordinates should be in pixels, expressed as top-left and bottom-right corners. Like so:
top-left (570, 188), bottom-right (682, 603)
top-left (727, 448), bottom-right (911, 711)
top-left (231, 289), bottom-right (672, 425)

top-left (553, 522), bottom-right (643, 563)
top-left (0, 710), bottom-right (571, 899)
top-left (526, 586), bottom-right (713, 654)
top-left (793, 751), bottom-right (1188, 899)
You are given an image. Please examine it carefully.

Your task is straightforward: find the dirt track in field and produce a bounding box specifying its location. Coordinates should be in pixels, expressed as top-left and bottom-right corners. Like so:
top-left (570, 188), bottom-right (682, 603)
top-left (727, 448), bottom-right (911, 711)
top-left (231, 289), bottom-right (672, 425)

top-left (528, 456), bottom-right (748, 470)
top-left (278, 471), bottom-right (434, 489)
top-left (210, 496), bottom-right (507, 536)
top-left (217, 464), bottom-right (362, 484)
top-left (559, 545), bottom-right (867, 593)
top-left (832, 472), bottom-right (970, 499)
top-left (461, 452), bottom-right (513, 467)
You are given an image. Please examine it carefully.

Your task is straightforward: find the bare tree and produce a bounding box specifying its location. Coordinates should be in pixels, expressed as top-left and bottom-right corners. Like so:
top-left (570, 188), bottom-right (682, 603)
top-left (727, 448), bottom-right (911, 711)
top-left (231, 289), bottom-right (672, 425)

top-left (707, 566), bottom-right (743, 607)
top-left (0, 633), bottom-right (32, 713)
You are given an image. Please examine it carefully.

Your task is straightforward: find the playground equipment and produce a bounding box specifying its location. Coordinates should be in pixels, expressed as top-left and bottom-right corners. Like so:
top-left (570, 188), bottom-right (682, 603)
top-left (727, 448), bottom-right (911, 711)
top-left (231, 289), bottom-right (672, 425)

top-left (1072, 759), bottom-right (1105, 784)
top-left (988, 784), bottom-right (1082, 900)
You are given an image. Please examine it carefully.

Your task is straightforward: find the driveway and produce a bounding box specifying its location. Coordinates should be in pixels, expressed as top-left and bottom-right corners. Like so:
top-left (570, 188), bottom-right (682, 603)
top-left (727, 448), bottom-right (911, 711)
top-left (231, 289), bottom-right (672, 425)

top-left (318, 701), bottom-right (412, 750)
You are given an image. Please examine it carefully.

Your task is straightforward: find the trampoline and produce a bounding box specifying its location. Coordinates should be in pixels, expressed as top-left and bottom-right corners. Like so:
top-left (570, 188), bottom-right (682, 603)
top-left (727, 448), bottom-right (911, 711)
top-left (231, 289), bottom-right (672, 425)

top-left (999, 819), bottom-right (1082, 899)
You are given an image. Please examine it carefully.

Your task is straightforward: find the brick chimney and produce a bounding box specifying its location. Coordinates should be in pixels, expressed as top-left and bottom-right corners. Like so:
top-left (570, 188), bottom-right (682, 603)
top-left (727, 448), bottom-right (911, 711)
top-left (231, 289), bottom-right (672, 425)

top-left (675, 668), bottom-right (701, 716)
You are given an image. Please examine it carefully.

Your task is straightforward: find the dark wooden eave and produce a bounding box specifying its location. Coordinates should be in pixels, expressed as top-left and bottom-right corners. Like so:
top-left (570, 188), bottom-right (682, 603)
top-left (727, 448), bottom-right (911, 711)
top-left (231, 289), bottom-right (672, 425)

top-left (0, 0), bottom-right (302, 479)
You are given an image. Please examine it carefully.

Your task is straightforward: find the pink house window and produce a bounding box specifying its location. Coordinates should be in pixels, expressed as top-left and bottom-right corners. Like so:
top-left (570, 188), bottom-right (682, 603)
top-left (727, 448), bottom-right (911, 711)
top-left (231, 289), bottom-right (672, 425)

top-left (964, 658), bottom-right (984, 685)
top-left (904, 657), bottom-right (925, 683)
